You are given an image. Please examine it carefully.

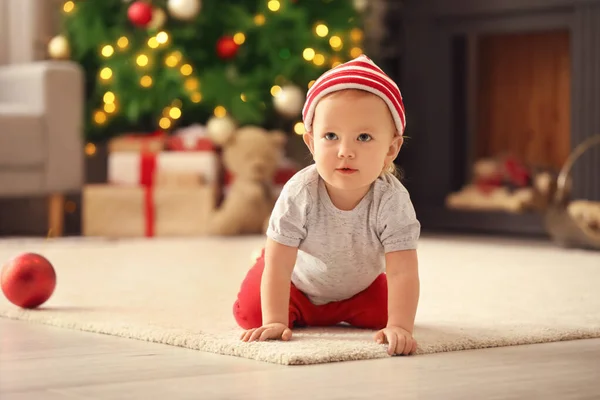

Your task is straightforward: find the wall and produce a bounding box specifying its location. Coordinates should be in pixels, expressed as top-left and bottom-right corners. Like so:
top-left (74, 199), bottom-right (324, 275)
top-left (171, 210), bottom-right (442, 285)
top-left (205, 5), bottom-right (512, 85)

top-left (0, 0), bottom-right (8, 65)
top-left (0, 0), bottom-right (60, 65)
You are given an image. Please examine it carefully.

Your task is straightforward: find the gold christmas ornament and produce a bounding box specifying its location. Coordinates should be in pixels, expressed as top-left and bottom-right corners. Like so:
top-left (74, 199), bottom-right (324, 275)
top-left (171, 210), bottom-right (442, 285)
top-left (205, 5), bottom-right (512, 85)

top-left (273, 85), bottom-right (305, 118)
top-left (167, 0), bottom-right (201, 20)
top-left (149, 8), bottom-right (167, 29)
top-left (353, 0), bottom-right (368, 12)
top-left (206, 115), bottom-right (237, 145)
top-left (48, 35), bottom-right (70, 59)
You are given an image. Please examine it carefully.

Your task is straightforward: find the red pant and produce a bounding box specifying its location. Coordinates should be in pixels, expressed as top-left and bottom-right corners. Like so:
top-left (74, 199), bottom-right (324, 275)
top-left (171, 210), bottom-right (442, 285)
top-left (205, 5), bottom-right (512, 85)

top-left (233, 250), bottom-right (388, 330)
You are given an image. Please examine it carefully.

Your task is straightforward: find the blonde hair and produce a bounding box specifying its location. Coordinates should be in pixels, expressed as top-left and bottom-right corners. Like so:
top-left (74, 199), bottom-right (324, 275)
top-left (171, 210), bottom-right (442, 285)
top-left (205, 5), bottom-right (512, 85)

top-left (382, 162), bottom-right (402, 178)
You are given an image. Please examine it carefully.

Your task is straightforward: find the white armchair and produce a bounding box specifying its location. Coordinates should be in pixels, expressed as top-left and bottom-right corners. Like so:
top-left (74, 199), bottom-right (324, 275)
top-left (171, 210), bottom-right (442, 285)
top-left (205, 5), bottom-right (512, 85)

top-left (0, 60), bottom-right (85, 236)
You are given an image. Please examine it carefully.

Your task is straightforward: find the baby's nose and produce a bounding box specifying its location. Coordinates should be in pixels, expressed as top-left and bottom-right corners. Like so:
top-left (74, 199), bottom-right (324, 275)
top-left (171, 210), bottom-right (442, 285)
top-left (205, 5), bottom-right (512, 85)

top-left (338, 144), bottom-right (355, 158)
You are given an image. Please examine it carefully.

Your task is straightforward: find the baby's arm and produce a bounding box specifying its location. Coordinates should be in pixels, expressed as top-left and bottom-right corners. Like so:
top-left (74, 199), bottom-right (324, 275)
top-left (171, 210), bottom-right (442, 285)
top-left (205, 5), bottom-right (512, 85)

top-left (241, 237), bottom-right (298, 342)
top-left (385, 249), bottom-right (419, 333)
top-left (262, 237), bottom-right (298, 325)
top-left (373, 249), bottom-right (420, 355)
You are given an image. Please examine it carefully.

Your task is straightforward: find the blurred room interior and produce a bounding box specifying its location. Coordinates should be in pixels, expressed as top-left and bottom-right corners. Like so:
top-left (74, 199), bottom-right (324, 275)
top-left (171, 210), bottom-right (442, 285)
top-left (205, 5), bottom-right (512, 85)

top-left (0, 0), bottom-right (598, 250)
top-left (1, 1), bottom-right (599, 398)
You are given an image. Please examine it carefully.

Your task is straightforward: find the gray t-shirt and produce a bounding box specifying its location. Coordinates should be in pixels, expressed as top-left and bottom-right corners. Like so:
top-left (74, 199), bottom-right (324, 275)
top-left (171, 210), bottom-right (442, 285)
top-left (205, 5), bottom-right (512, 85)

top-left (266, 164), bottom-right (421, 305)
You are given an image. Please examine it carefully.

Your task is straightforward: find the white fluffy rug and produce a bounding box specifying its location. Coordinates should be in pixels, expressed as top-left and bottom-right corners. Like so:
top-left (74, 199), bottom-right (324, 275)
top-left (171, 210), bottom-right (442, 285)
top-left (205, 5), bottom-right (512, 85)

top-left (0, 234), bottom-right (599, 365)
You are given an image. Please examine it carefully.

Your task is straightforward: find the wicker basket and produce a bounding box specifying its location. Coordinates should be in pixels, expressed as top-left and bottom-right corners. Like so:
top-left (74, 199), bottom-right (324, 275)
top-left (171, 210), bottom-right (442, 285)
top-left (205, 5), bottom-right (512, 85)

top-left (544, 134), bottom-right (600, 250)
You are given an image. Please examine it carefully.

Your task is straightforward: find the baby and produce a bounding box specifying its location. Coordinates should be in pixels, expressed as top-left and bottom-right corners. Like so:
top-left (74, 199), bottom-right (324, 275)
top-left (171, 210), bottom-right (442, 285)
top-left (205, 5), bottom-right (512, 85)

top-left (233, 55), bottom-right (421, 356)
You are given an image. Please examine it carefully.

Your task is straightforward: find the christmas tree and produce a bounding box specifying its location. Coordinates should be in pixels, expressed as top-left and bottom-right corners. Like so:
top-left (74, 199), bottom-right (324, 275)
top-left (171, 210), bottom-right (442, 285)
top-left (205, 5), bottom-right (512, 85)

top-left (50, 0), bottom-right (366, 142)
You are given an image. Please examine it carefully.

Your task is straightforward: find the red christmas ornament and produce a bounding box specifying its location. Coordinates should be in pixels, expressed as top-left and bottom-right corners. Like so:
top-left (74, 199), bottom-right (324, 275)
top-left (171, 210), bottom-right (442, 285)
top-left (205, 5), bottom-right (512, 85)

top-left (128, 1), bottom-right (154, 27)
top-left (216, 36), bottom-right (239, 60)
top-left (1, 253), bottom-right (56, 309)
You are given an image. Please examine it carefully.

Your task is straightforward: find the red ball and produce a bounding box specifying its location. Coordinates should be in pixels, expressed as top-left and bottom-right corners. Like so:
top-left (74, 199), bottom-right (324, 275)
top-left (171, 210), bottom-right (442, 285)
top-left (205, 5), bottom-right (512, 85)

top-left (216, 36), bottom-right (239, 60)
top-left (128, 1), bottom-right (153, 27)
top-left (1, 253), bottom-right (56, 309)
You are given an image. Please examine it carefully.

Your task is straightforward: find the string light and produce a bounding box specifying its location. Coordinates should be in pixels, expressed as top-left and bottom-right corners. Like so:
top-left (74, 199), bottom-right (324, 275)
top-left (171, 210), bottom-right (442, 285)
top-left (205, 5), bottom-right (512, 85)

top-left (184, 78), bottom-right (199, 91)
top-left (233, 33), bottom-right (246, 45)
top-left (156, 31), bottom-right (169, 44)
top-left (214, 106), bottom-right (227, 117)
top-left (350, 28), bottom-right (364, 42)
top-left (165, 56), bottom-right (178, 67)
top-left (99, 67), bottom-right (112, 81)
top-left (140, 75), bottom-right (153, 87)
top-left (315, 24), bottom-right (329, 37)
top-left (169, 107), bottom-right (182, 119)
top-left (103, 92), bottom-right (115, 104)
top-left (294, 122), bottom-right (306, 135)
top-left (270, 85), bottom-right (282, 97)
top-left (350, 47), bottom-right (363, 58)
top-left (63, 1), bottom-right (75, 13)
top-left (180, 64), bottom-right (193, 76)
top-left (147, 37), bottom-right (159, 49)
top-left (85, 143), bottom-right (97, 156)
top-left (101, 45), bottom-right (114, 58)
top-left (117, 37), bottom-right (129, 49)
top-left (254, 14), bottom-right (266, 25)
top-left (136, 54), bottom-right (149, 67)
top-left (267, 0), bottom-right (281, 12)
top-left (313, 54), bottom-right (325, 66)
top-left (165, 51), bottom-right (182, 67)
top-left (94, 111), bottom-right (107, 124)
top-left (308, 80), bottom-right (315, 89)
top-left (303, 48), bottom-right (315, 61)
top-left (104, 103), bottom-right (116, 113)
top-left (65, 201), bottom-right (77, 214)
top-left (329, 36), bottom-right (343, 51)
top-left (240, 93), bottom-right (247, 102)
top-left (191, 92), bottom-right (202, 103)
top-left (159, 117), bottom-right (171, 129)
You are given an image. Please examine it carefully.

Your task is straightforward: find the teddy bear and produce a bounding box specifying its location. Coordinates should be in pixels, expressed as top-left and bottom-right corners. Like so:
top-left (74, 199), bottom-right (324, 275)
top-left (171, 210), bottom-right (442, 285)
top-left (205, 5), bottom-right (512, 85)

top-left (206, 125), bottom-right (287, 236)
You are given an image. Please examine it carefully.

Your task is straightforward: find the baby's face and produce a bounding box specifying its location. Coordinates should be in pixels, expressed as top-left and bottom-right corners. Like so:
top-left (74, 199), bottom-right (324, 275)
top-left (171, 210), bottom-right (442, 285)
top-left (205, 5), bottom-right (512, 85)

top-left (304, 89), bottom-right (402, 193)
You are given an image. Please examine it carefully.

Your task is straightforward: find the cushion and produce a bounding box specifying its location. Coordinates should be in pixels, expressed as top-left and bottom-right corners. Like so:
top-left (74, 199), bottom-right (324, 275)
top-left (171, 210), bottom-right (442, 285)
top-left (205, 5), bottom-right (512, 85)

top-left (0, 104), bottom-right (45, 167)
top-left (0, 170), bottom-right (45, 197)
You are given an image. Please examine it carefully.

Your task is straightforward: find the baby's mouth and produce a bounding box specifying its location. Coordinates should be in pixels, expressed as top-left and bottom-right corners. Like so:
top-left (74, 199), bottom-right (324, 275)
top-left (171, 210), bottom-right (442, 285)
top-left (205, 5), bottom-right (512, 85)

top-left (336, 167), bottom-right (358, 173)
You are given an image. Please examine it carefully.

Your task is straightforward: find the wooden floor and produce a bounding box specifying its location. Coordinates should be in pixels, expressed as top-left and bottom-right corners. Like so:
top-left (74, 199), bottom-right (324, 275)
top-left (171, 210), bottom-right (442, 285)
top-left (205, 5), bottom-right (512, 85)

top-left (1, 318), bottom-right (599, 399)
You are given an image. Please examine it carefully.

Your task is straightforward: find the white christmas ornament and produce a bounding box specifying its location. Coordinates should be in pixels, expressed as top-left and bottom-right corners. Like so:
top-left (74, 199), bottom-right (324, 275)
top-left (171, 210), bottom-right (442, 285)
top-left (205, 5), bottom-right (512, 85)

top-left (167, 0), bottom-right (201, 20)
top-left (353, 0), bottom-right (368, 12)
top-left (273, 85), bottom-right (305, 118)
top-left (206, 116), bottom-right (237, 145)
top-left (48, 35), bottom-right (70, 59)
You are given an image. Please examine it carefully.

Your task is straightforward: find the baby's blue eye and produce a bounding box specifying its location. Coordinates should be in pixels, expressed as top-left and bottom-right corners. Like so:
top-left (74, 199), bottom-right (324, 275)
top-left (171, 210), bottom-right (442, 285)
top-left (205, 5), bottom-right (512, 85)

top-left (324, 132), bottom-right (338, 140)
top-left (358, 133), bottom-right (372, 142)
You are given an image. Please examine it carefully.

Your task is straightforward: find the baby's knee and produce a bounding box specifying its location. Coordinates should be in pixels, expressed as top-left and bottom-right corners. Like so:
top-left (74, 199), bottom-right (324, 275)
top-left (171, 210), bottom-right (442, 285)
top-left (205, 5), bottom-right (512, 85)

top-left (232, 297), bottom-right (262, 329)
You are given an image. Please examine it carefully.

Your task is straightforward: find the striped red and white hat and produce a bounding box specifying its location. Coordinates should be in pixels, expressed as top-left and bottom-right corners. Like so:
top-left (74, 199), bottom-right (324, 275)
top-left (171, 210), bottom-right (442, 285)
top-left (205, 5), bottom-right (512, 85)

top-left (302, 54), bottom-right (406, 135)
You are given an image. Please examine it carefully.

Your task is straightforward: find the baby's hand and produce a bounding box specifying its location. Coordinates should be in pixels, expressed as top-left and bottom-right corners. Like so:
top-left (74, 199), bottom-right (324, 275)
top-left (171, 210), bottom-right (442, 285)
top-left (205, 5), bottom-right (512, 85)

top-left (374, 326), bottom-right (417, 356)
top-left (240, 322), bottom-right (292, 342)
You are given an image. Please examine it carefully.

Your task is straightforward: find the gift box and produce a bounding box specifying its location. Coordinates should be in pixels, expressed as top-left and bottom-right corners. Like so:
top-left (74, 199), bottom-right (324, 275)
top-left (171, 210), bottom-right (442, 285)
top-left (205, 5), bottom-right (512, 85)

top-left (108, 131), bottom-right (166, 153)
top-left (108, 151), bottom-right (219, 187)
top-left (155, 170), bottom-right (205, 187)
top-left (166, 124), bottom-right (216, 152)
top-left (82, 184), bottom-right (216, 238)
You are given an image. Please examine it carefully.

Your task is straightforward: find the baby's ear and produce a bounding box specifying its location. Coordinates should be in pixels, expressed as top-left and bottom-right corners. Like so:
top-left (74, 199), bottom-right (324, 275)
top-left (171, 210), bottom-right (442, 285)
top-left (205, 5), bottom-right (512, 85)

top-left (303, 131), bottom-right (315, 154)
top-left (387, 134), bottom-right (403, 158)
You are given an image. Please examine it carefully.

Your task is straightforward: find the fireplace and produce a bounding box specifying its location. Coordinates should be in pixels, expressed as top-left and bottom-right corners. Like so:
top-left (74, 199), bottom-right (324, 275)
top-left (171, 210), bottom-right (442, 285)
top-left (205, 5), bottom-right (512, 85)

top-left (397, 0), bottom-right (600, 237)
